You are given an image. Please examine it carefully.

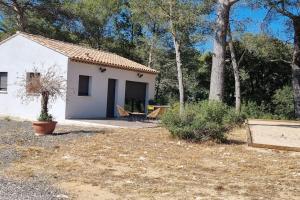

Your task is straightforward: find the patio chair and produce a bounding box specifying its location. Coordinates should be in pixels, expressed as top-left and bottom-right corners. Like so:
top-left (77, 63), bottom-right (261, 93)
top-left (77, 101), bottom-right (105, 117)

top-left (117, 105), bottom-right (130, 119)
top-left (147, 105), bottom-right (155, 112)
top-left (147, 107), bottom-right (163, 120)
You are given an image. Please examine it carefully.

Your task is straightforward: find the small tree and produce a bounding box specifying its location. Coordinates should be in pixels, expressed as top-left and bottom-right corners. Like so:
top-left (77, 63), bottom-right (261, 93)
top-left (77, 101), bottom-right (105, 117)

top-left (227, 23), bottom-right (246, 113)
top-left (17, 65), bottom-right (66, 121)
top-left (130, 0), bottom-right (214, 116)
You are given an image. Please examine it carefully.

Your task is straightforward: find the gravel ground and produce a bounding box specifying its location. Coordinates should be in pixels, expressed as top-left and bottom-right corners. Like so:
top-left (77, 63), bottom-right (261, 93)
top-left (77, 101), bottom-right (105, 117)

top-left (0, 119), bottom-right (105, 169)
top-left (0, 119), bottom-right (105, 200)
top-left (0, 120), bottom-right (105, 148)
top-left (0, 147), bottom-right (21, 169)
top-left (0, 177), bottom-right (68, 200)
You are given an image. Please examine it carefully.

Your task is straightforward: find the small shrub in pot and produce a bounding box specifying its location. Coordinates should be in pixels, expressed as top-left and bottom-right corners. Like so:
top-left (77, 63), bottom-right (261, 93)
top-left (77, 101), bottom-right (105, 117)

top-left (17, 65), bottom-right (66, 136)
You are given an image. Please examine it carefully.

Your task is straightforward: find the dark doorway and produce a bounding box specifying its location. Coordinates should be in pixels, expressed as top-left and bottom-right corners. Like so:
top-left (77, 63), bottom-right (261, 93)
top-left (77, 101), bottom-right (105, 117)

top-left (125, 81), bottom-right (147, 113)
top-left (106, 79), bottom-right (116, 118)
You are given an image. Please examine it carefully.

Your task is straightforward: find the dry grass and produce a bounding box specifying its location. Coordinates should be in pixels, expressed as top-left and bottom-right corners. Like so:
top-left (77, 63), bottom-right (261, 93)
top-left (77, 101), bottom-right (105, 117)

top-left (4, 127), bottom-right (300, 200)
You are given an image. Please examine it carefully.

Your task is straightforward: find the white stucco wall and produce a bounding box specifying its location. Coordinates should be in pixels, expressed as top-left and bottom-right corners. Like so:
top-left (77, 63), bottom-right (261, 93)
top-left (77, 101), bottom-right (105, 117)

top-left (65, 61), bottom-right (156, 119)
top-left (0, 35), bottom-right (69, 120)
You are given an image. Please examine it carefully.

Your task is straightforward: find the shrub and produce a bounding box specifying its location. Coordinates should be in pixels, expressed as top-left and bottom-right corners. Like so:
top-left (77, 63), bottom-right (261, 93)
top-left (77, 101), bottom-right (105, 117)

top-left (38, 112), bottom-right (53, 122)
top-left (17, 65), bottom-right (66, 122)
top-left (241, 101), bottom-right (277, 119)
top-left (241, 86), bottom-right (295, 120)
top-left (272, 86), bottom-right (294, 119)
top-left (4, 116), bottom-right (11, 121)
top-left (162, 101), bottom-right (245, 142)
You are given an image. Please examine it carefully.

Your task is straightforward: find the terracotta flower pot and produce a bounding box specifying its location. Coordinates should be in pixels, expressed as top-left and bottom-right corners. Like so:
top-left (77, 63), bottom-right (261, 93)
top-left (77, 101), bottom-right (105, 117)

top-left (32, 121), bottom-right (57, 136)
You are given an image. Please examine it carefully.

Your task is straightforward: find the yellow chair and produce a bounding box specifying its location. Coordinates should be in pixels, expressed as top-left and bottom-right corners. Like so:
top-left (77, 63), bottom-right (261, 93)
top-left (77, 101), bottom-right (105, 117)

top-left (147, 105), bottom-right (155, 112)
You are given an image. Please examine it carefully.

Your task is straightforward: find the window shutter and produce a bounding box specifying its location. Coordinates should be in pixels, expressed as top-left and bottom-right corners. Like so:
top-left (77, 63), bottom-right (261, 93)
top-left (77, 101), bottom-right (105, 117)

top-left (78, 75), bottom-right (90, 96)
top-left (26, 72), bottom-right (41, 93)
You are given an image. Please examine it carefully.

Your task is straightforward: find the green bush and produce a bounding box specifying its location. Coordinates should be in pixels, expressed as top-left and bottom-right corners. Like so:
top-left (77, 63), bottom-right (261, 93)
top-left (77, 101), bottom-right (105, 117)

top-left (241, 86), bottom-right (295, 120)
top-left (38, 112), bottom-right (53, 122)
top-left (272, 86), bottom-right (294, 119)
top-left (241, 101), bottom-right (276, 119)
top-left (162, 101), bottom-right (245, 142)
top-left (4, 116), bottom-right (11, 121)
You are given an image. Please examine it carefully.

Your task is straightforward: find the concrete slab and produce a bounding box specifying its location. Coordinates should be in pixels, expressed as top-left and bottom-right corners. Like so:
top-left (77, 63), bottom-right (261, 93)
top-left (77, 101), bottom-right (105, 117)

top-left (61, 119), bottom-right (160, 129)
top-left (0, 115), bottom-right (160, 129)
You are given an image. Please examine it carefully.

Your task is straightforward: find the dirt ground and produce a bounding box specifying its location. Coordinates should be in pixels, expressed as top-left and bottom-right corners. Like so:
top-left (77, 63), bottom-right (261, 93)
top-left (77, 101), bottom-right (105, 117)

top-left (3, 126), bottom-right (300, 200)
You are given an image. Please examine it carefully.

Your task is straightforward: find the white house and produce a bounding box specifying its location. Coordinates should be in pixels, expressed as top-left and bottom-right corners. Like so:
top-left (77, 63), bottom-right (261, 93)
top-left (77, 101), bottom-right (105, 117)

top-left (0, 32), bottom-right (158, 120)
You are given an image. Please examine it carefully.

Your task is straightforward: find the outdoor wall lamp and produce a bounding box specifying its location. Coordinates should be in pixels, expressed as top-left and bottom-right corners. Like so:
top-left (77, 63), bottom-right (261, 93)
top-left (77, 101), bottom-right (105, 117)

top-left (137, 73), bottom-right (143, 78)
top-left (99, 67), bottom-right (107, 73)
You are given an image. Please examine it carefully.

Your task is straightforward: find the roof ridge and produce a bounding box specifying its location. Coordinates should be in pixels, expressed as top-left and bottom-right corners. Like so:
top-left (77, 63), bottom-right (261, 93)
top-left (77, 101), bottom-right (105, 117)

top-left (17, 31), bottom-right (108, 54)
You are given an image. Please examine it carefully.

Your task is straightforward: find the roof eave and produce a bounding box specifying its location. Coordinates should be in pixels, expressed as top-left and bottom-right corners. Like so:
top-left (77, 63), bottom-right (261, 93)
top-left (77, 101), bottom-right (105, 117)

top-left (70, 58), bottom-right (159, 75)
top-left (0, 33), bottom-right (19, 46)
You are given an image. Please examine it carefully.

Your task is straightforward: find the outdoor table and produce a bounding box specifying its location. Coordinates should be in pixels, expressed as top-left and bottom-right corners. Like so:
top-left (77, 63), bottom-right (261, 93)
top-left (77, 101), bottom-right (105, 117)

top-left (153, 105), bottom-right (170, 108)
top-left (153, 105), bottom-right (170, 114)
top-left (129, 112), bottom-right (146, 120)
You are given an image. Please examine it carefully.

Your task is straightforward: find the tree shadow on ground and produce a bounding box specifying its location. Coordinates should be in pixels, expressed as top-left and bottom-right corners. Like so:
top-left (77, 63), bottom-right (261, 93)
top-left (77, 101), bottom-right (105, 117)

top-left (224, 139), bottom-right (247, 145)
top-left (52, 130), bottom-right (105, 136)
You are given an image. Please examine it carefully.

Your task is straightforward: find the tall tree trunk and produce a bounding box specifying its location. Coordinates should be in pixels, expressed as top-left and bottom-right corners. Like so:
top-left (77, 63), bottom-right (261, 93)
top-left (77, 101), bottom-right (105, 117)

top-left (209, 0), bottom-right (231, 101)
top-left (169, 3), bottom-right (184, 115)
top-left (148, 40), bottom-right (154, 68)
top-left (148, 23), bottom-right (157, 68)
top-left (292, 18), bottom-right (300, 118)
top-left (41, 91), bottom-right (49, 115)
top-left (12, 0), bottom-right (27, 31)
top-left (227, 24), bottom-right (241, 113)
top-left (172, 36), bottom-right (184, 115)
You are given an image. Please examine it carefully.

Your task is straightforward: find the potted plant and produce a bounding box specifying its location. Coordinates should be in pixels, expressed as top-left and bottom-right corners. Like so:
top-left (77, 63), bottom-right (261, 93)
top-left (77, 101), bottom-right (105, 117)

top-left (32, 90), bottom-right (57, 136)
top-left (18, 66), bottom-right (65, 136)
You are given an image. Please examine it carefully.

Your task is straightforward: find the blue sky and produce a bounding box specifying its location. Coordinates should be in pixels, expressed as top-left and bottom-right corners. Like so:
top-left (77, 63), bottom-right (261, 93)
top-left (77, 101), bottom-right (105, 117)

top-left (198, 6), bottom-right (292, 52)
top-left (0, 4), bottom-right (293, 53)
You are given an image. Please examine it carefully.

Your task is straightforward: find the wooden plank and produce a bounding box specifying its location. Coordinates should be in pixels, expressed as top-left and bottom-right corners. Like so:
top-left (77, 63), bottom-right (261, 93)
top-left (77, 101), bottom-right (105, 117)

top-left (248, 118), bottom-right (300, 124)
top-left (245, 120), bottom-right (253, 144)
top-left (249, 143), bottom-right (300, 152)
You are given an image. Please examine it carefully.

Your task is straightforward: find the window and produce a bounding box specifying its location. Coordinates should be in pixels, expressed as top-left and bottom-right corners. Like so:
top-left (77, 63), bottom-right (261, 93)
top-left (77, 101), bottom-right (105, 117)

top-left (26, 72), bottom-right (41, 94)
top-left (0, 72), bottom-right (8, 92)
top-left (78, 75), bottom-right (90, 96)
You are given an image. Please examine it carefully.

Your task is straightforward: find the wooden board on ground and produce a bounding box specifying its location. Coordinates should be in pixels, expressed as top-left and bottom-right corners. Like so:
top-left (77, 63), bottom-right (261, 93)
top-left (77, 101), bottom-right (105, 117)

top-left (247, 119), bottom-right (300, 152)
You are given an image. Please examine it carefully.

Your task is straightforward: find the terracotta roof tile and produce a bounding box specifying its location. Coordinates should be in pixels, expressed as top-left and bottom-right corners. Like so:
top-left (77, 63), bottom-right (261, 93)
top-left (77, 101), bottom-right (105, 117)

top-left (17, 32), bottom-right (158, 74)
